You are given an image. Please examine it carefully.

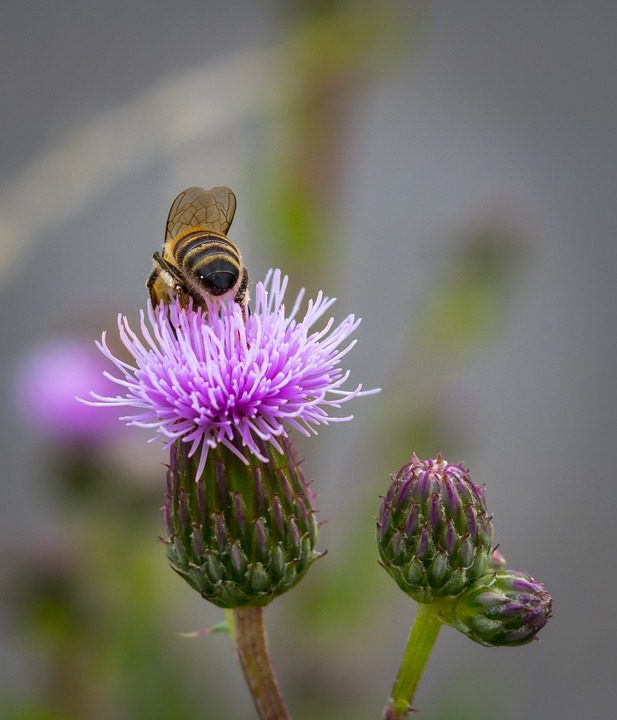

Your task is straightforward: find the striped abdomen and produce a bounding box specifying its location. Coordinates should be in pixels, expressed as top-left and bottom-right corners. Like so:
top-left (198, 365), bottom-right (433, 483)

top-left (174, 231), bottom-right (241, 296)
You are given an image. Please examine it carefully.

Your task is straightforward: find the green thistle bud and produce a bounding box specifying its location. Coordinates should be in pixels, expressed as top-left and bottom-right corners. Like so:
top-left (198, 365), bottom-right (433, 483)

top-left (438, 569), bottom-right (552, 646)
top-left (163, 437), bottom-right (320, 608)
top-left (377, 453), bottom-right (493, 603)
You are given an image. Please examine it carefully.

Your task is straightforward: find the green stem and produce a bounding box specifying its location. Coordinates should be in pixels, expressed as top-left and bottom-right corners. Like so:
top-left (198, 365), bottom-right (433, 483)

top-left (383, 604), bottom-right (443, 719)
top-left (231, 607), bottom-right (290, 720)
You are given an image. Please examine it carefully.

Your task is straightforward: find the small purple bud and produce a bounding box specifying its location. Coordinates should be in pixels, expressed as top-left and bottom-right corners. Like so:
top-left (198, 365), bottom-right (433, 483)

top-left (377, 453), bottom-right (494, 603)
top-left (442, 569), bottom-right (552, 647)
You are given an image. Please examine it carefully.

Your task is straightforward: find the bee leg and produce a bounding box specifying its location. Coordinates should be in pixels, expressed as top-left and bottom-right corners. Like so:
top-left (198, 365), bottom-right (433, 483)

top-left (146, 267), bottom-right (161, 306)
top-left (149, 253), bottom-right (192, 307)
top-left (153, 252), bottom-right (185, 285)
top-left (153, 252), bottom-right (191, 296)
top-left (234, 267), bottom-right (249, 306)
top-left (234, 268), bottom-right (250, 323)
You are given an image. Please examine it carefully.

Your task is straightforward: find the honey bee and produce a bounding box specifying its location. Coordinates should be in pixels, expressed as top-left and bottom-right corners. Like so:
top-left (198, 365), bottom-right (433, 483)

top-left (147, 186), bottom-right (248, 311)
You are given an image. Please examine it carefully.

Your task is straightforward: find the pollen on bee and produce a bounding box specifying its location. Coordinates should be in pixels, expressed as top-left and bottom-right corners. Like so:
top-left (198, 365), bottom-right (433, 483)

top-left (160, 269), bottom-right (175, 288)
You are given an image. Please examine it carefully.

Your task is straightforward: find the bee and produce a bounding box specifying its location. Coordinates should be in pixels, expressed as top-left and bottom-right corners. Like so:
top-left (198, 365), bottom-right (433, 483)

top-left (147, 186), bottom-right (249, 312)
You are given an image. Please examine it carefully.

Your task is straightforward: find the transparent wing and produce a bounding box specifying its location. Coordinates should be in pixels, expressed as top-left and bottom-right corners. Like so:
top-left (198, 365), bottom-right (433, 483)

top-left (165, 186), bottom-right (237, 241)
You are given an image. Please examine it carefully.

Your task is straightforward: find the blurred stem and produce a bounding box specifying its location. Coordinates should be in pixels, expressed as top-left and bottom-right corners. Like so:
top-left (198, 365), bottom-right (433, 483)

top-left (232, 607), bottom-right (290, 720)
top-left (383, 604), bottom-right (442, 719)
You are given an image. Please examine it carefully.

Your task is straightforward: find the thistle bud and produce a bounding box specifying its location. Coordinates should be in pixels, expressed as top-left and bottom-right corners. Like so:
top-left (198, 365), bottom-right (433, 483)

top-left (439, 569), bottom-right (552, 646)
top-left (377, 453), bottom-right (493, 603)
top-left (164, 437), bottom-right (320, 608)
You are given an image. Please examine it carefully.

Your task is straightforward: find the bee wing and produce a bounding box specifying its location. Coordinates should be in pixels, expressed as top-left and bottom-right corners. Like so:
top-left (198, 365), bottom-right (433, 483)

top-left (165, 186), bottom-right (237, 241)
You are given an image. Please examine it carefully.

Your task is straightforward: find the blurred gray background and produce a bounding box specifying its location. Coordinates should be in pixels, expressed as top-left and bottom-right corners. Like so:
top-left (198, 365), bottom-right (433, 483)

top-left (1, 1), bottom-right (615, 719)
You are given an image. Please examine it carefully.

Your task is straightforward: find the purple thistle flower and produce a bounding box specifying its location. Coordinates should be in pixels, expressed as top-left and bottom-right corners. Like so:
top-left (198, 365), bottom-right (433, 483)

top-left (85, 269), bottom-right (377, 479)
top-left (16, 339), bottom-right (121, 444)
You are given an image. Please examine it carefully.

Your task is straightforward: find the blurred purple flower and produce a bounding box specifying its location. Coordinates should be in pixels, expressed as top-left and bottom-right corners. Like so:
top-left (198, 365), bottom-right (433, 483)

top-left (15, 339), bottom-right (121, 443)
top-left (86, 269), bottom-right (377, 478)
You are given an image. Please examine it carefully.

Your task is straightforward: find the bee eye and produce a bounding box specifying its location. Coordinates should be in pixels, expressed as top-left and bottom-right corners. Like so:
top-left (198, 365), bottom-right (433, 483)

top-left (201, 271), bottom-right (237, 295)
top-left (192, 257), bottom-right (239, 296)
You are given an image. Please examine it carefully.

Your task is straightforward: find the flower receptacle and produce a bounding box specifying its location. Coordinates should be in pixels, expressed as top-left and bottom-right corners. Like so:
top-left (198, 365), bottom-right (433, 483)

top-left (164, 435), bottom-right (320, 608)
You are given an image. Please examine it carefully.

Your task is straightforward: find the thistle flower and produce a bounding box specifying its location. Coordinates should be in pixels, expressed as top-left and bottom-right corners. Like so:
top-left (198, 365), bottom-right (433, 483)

top-left (86, 269), bottom-right (376, 480)
top-left (16, 339), bottom-right (121, 444)
top-left (438, 568), bottom-right (553, 646)
top-left (377, 453), bottom-right (493, 603)
top-left (164, 435), bottom-right (320, 608)
top-left (379, 457), bottom-right (552, 720)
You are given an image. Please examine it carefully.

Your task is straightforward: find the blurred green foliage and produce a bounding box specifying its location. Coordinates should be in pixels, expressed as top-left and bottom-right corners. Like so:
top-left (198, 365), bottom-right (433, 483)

top-left (255, 0), bottom-right (410, 291)
top-left (419, 225), bottom-right (524, 355)
top-left (2, 446), bottom-right (199, 720)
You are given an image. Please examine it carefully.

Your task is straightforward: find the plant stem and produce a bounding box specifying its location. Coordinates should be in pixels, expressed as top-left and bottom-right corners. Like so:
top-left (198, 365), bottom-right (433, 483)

top-left (383, 603), bottom-right (443, 719)
top-left (231, 607), bottom-right (290, 720)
